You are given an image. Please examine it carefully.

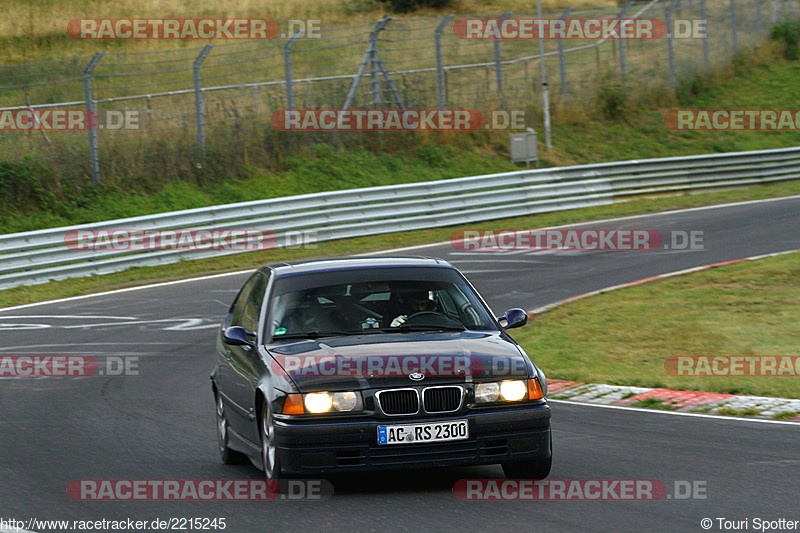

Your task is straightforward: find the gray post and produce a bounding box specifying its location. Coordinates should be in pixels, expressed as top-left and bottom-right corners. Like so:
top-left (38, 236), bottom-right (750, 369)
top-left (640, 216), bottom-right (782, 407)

top-left (494, 11), bottom-right (511, 109)
top-left (435, 14), bottom-right (453, 109)
top-left (701, 0), bottom-right (710, 73)
top-left (370, 16), bottom-right (392, 106)
top-left (537, 0), bottom-right (551, 149)
top-left (557, 7), bottom-right (574, 95)
top-left (193, 44), bottom-right (213, 159)
top-left (756, 0), bottom-right (763, 35)
top-left (83, 52), bottom-right (104, 183)
top-left (284, 29), bottom-right (305, 110)
top-left (666, 1), bottom-right (677, 87)
top-left (772, 0), bottom-right (779, 23)
top-left (618, 2), bottom-right (633, 89)
top-left (731, 0), bottom-right (739, 54)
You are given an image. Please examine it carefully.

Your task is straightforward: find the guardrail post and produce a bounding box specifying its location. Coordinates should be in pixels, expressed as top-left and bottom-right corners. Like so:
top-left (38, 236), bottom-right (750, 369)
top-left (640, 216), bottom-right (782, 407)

top-left (83, 52), bottom-right (103, 183)
top-left (557, 7), bottom-right (574, 95)
top-left (730, 0), bottom-right (739, 54)
top-left (701, 0), bottom-right (710, 73)
top-left (494, 11), bottom-right (511, 109)
top-left (665, 0), bottom-right (677, 88)
top-left (193, 44), bottom-right (213, 159)
top-left (618, 2), bottom-right (633, 90)
top-left (284, 29), bottom-right (304, 109)
top-left (435, 15), bottom-right (453, 109)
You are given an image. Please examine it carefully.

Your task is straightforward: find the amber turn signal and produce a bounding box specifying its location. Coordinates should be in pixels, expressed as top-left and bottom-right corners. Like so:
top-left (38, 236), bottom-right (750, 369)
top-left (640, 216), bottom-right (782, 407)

top-left (282, 393), bottom-right (305, 415)
top-left (527, 378), bottom-right (544, 400)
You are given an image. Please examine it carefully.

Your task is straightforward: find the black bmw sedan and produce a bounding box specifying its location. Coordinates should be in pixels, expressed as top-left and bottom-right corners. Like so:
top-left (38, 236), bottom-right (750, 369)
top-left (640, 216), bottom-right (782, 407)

top-left (211, 257), bottom-right (551, 480)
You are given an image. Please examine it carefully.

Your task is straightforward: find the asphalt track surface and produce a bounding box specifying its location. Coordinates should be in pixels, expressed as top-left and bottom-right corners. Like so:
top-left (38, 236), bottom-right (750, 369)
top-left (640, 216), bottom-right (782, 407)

top-left (1, 196), bottom-right (799, 533)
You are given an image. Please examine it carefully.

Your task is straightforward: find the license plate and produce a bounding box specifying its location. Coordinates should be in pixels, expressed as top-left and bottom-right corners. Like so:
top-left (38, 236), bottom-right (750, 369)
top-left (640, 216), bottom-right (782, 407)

top-left (377, 419), bottom-right (469, 445)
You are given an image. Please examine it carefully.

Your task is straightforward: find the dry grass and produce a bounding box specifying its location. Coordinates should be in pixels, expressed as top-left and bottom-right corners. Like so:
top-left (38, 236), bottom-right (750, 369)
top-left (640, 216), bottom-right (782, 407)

top-left (2, 0), bottom-right (618, 62)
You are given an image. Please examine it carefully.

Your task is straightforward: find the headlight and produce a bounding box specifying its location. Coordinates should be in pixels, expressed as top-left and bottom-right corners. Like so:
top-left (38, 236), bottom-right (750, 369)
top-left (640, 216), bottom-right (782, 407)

top-left (474, 380), bottom-right (529, 404)
top-left (500, 380), bottom-right (527, 401)
top-left (475, 382), bottom-right (500, 403)
top-left (293, 391), bottom-right (363, 414)
top-left (304, 392), bottom-right (333, 413)
top-left (332, 391), bottom-right (358, 411)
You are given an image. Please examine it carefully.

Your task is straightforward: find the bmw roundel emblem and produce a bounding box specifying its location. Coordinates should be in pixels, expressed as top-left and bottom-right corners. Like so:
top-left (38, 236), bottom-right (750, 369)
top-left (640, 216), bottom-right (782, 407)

top-left (409, 372), bottom-right (425, 381)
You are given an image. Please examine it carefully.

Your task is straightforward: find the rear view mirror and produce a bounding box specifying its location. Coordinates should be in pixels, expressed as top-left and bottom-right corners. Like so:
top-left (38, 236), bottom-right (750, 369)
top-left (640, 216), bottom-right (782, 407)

top-left (498, 308), bottom-right (528, 330)
top-left (223, 326), bottom-right (255, 347)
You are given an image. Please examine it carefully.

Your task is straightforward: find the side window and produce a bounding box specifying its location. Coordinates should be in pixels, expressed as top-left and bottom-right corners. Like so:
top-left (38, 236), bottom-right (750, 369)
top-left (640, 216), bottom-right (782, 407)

top-left (227, 273), bottom-right (260, 328)
top-left (241, 273), bottom-right (269, 334)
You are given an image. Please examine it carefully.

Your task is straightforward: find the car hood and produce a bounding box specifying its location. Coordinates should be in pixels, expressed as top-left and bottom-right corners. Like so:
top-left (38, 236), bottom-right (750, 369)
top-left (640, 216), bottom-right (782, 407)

top-left (267, 331), bottom-right (531, 392)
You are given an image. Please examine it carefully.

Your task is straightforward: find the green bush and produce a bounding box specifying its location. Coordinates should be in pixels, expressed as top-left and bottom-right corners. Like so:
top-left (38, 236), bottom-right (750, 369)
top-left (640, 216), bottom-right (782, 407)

top-left (596, 70), bottom-right (627, 121)
top-left (770, 21), bottom-right (800, 60)
top-left (0, 160), bottom-right (57, 212)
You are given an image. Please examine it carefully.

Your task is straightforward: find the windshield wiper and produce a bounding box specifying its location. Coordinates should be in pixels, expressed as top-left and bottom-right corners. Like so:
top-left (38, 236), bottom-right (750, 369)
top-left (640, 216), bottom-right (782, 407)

top-left (379, 325), bottom-right (466, 333)
top-left (272, 330), bottom-right (357, 340)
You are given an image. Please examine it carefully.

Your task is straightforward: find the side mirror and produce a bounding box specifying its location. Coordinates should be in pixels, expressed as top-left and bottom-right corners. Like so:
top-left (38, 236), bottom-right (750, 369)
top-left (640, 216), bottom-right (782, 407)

top-left (498, 308), bottom-right (528, 330)
top-left (223, 326), bottom-right (256, 347)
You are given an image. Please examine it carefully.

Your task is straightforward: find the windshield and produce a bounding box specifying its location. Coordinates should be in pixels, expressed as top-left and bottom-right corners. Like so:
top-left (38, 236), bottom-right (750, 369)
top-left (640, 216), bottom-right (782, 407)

top-left (267, 269), bottom-right (497, 339)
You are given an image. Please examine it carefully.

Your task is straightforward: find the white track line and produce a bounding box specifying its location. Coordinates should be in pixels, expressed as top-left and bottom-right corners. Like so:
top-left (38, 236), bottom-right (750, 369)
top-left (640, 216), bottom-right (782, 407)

top-left (550, 399), bottom-right (800, 426)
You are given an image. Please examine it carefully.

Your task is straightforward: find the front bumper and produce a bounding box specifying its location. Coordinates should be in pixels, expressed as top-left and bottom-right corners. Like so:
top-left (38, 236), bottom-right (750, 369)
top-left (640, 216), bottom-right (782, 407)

top-left (274, 402), bottom-right (551, 475)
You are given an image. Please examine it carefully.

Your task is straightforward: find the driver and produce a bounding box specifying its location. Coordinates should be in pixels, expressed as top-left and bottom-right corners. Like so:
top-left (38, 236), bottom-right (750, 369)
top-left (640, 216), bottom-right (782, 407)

top-left (389, 290), bottom-right (436, 327)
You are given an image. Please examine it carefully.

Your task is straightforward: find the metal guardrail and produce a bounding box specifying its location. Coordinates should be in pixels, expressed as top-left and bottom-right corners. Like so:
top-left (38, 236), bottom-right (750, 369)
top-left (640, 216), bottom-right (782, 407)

top-left (1, 145), bottom-right (800, 290)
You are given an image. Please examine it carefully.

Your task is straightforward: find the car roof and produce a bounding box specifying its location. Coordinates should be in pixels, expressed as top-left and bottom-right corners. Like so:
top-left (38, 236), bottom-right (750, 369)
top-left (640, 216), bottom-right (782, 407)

top-left (262, 256), bottom-right (454, 278)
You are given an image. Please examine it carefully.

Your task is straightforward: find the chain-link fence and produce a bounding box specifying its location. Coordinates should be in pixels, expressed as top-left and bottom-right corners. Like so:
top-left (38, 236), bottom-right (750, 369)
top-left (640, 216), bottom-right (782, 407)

top-left (1, 0), bottom-right (798, 185)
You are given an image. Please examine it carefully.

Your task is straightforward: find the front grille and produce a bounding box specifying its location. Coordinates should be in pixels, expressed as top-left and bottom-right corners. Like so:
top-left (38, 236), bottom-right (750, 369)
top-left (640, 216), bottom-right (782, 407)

top-left (423, 386), bottom-right (462, 413)
top-left (377, 389), bottom-right (419, 415)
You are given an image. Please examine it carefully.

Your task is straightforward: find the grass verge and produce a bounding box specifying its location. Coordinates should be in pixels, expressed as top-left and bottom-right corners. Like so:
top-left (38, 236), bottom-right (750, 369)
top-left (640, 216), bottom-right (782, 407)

top-left (1, 178), bottom-right (799, 309)
top-left (512, 250), bottom-right (800, 399)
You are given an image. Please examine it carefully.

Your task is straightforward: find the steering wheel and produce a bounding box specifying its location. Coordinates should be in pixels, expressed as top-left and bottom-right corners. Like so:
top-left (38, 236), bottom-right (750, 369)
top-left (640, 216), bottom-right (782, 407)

top-left (402, 310), bottom-right (458, 327)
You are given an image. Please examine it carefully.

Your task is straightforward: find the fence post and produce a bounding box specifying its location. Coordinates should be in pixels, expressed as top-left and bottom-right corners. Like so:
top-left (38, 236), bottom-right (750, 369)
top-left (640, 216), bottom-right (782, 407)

top-left (83, 52), bottom-right (104, 183)
top-left (370, 16), bottom-right (392, 106)
top-left (536, 0), bottom-right (551, 149)
top-left (731, 0), bottom-right (739, 54)
top-left (701, 0), bottom-right (710, 73)
top-left (772, 0), bottom-right (779, 23)
top-left (284, 29), bottom-right (305, 109)
top-left (557, 7), bottom-right (574, 95)
top-left (618, 2), bottom-right (634, 90)
top-left (495, 11), bottom-right (511, 109)
top-left (435, 14), bottom-right (453, 109)
top-left (756, 0), bottom-right (763, 35)
top-left (666, 0), bottom-right (677, 88)
top-left (193, 44), bottom-right (213, 159)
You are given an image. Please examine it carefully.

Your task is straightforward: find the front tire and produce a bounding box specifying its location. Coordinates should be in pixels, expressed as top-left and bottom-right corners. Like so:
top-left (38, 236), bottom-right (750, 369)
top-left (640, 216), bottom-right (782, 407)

top-left (260, 400), bottom-right (281, 480)
top-left (215, 393), bottom-right (248, 465)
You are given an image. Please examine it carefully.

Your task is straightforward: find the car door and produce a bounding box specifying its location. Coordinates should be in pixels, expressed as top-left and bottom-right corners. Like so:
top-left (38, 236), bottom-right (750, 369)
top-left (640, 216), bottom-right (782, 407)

top-left (225, 271), bottom-right (269, 443)
top-left (217, 272), bottom-right (263, 442)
